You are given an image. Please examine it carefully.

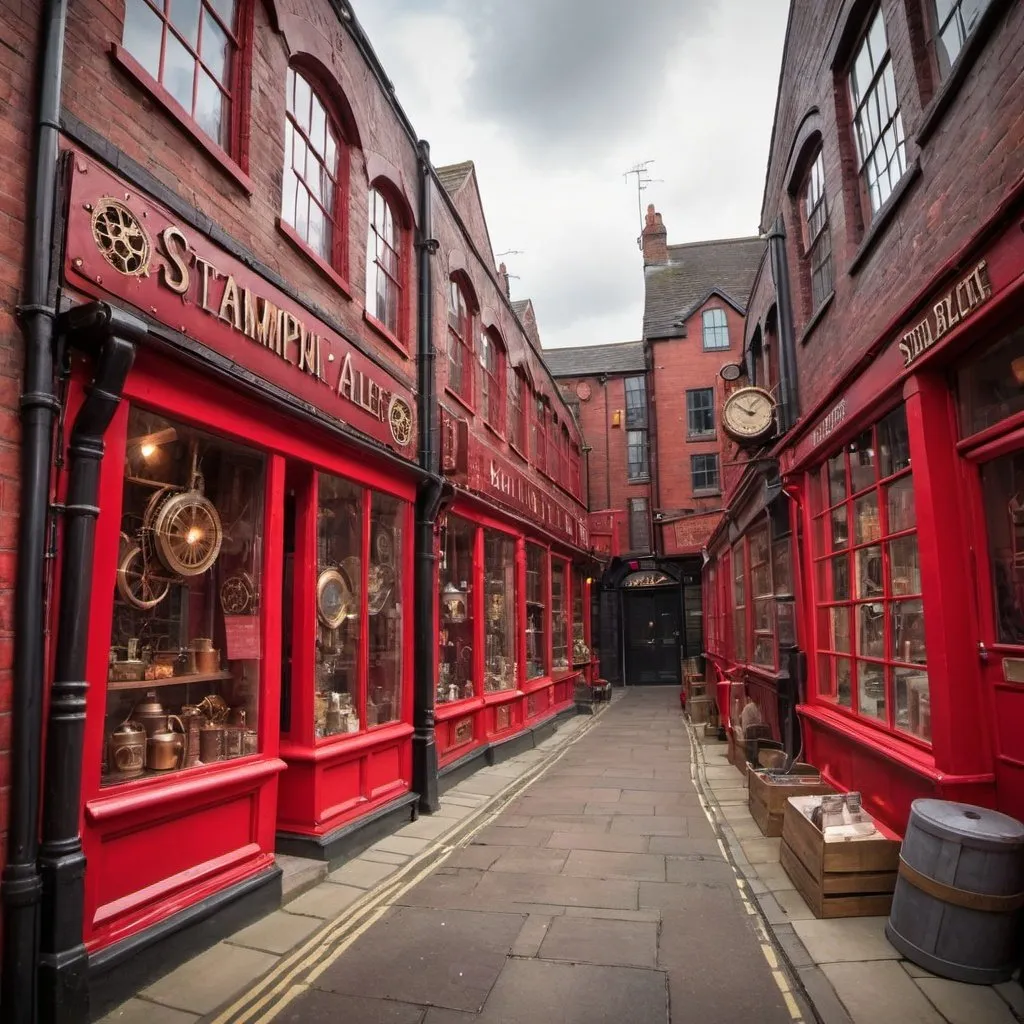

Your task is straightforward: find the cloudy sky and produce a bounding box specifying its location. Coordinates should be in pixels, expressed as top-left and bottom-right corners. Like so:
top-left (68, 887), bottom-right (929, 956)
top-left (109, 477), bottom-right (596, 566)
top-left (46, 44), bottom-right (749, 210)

top-left (353, 1), bottom-right (790, 350)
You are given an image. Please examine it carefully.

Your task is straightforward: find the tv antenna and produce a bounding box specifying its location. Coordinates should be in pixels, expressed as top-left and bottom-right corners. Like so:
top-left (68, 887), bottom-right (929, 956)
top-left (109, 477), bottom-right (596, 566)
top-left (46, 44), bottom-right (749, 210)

top-left (624, 160), bottom-right (662, 247)
top-left (496, 249), bottom-right (524, 259)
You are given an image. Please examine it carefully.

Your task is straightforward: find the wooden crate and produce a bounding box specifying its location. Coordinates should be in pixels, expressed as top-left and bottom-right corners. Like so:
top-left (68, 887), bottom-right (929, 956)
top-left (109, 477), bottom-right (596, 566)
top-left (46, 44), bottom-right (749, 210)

top-left (727, 730), bottom-right (748, 777)
top-left (747, 768), bottom-right (834, 838)
top-left (780, 795), bottom-right (899, 919)
top-left (688, 696), bottom-right (712, 725)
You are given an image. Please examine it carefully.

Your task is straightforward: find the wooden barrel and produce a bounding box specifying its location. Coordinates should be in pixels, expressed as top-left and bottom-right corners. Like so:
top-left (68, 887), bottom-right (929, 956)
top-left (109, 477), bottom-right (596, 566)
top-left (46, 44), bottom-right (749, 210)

top-left (885, 799), bottom-right (1024, 984)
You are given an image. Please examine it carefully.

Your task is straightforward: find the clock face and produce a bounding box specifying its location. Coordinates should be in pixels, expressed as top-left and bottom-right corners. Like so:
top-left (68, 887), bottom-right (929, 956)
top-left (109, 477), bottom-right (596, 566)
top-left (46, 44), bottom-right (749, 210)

top-left (723, 387), bottom-right (776, 441)
top-left (575, 381), bottom-right (592, 401)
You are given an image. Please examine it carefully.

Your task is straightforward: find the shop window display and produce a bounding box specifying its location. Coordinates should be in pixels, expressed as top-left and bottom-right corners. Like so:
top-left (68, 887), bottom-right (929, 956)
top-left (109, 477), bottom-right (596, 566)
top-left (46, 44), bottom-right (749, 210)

top-left (732, 543), bottom-right (747, 662)
top-left (368, 492), bottom-right (403, 726)
top-left (526, 543), bottom-right (548, 679)
top-left (105, 407), bottom-right (264, 785)
top-left (551, 560), bottom-right (570, 673)
top-left (980, 452), bottom-right (1024, 645)
top-left (811, 405), bottom-right (930, 741)
top-left (484, 530), bottom-right (517, 691)
top-left (749, 523), bottom-right (774, 668)
top-left (438, 516), bottom-right (476, 704)
top-left (572, 567), bottom-right (590, 666)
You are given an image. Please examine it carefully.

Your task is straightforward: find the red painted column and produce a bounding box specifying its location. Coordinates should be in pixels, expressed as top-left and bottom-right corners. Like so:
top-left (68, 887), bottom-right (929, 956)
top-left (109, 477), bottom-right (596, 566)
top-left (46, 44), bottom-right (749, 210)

top-left (516, 536), bottom-right (527, 690)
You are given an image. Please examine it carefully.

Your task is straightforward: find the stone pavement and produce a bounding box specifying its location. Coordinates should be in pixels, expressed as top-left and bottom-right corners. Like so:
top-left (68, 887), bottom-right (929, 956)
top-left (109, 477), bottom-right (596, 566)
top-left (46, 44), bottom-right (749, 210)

top-left (692, 726), bottom-right (1024, 1024)
top-left (100, 688), bottom-right (806, 1024)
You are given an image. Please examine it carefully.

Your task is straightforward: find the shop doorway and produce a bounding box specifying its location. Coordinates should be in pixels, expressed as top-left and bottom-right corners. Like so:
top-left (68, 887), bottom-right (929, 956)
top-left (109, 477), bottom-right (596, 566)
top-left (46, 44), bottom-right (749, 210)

top-left (622, 587), bottom-right (682, 685)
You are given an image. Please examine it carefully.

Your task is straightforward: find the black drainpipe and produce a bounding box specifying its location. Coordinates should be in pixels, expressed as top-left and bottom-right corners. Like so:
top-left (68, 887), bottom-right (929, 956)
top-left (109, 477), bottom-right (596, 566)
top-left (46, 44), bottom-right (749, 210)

top-left (412, 140), bottom-right (444, 815)
top-left (767, 214), bottom-right (799, 432)
top-left (37, 303), bottom-right (141, 1023)
top-left (2, 0), bottom-right (70, 1016)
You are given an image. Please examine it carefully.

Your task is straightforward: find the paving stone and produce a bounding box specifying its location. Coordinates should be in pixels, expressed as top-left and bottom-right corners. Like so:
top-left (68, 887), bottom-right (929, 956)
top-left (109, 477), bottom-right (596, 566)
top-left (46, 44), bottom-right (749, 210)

top-left (398, 814), bottom-right (459, 840)
top-left (647, 836), bottom-right (724, 857)
top-left (511, 914), bottom-right (554, 956)
top-left (522, 814), bottom-right (613, 832)
top-left (286, 882), bottom-right (366, 920)
top-left (597, 777), bottom-right (692, 791)
top-left (473, 825), bottom-right (553, 847)
top-left (446, 844), bottom-right (507, 870)
top-left (740, 837), bottom-right (783, 864)
top-left (822, 961), bottom-right (943, 1022)
top-left (561, 849), bottom-right (666, 882)
top-left (140, 942), bottom-right (279, 1015)
top-left (730, 820), bottom-right (770, 840)
top-left (490, 847), bottom-right (570, 875)
top-left (537, 915), bottom-right (658, 968)
top-left (421, 1007), bottom-right (478, 1024)
top-left (525, 786), bottom-right (623, 803)
top-left (397, 869), bottom-right (484, 909)
top-left (639, 872), bottom-right (739, 910)
top-left (374, 835), bottom-right (433, 856)
top-left (793, 917), bottom-right (899, 964)
top-left (914, 977), bottom-right (1019, 1024)
top-left (773, 887), bottom-right (815, 921)
top-left (608, 815), bottom-right (690, 836)
top-left (472, 870), bottom-right (639, 910)
top-left (601, 766), bottom-right (655, 779)
top-left (995, 980), bottom-right (1024, 1017)
top-left (545, 830), bottom-right (649, 854)
top-left (473, 958), bottom-right (667, 1024)
top-left (754, 860), bottom-right (799, 891)
top-left (227, 909), bottom-right (323, 955)
top-left (458, 772), bottom-right (519, 796)
top-left (774, 923), bottom-right (816, 969)
top-left (663, 856), bottom-right (737, 887)
top-left (277, 989), bottom-right (425, 1024)
top-left (97, 999), bottom-right (200, 1024)
top-left (795, 966), bottom-right (854, 1024)
top-left (327, 857), bottom-right (400, 889)
top-left (278, 854), bottom-right (329, 902)
top-left (314, 906), bottom-right (524, 1012)
top-left (583, 801), bottom-right (656, 815)
top-left (431, 802), bottom-right (477, 820)
top-left (714, 787), bottom-right (751, 804)
top-left (360, 847), bottom-right (413, 866)
top-left (507, 799), bottom-right (589, 817)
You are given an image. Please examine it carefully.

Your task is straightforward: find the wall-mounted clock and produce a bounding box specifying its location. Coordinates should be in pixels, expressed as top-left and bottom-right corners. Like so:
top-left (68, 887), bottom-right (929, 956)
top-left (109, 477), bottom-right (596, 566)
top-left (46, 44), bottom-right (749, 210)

top-left (722, 386), bottom-right (776, 443)
top-left (575, 381), bottom-right (593, 401)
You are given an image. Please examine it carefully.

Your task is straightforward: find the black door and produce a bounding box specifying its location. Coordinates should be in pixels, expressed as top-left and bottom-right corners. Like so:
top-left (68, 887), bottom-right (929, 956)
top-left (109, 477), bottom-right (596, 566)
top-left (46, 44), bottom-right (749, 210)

top-left (623, 589), bottom-right (682, 685)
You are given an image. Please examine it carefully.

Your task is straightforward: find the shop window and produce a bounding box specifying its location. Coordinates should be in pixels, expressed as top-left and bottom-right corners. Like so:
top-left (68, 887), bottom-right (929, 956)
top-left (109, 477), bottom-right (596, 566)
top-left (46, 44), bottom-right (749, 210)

top-left (547, 411), bottom-right (560, 477)
top-left (624, 376), bottom-right (647, 428)
top-left (447, 277), bottom-right (474, 404)
top-left (802, 149), bottom-right (834, 311)
top-left (627, 429), bottom-right (648, 482)
top-left (980, 451), bottom-right (1024, 645)
top-left (508, 369), bottom-right (526, 452)
top-left (956, 325), bottom-right (1024, 438)
top-left (484, 530), bottom-right (516, 691)
top-left (848, 7), bottom-right (907, 216)
top-left (121, 0), bottom-right (240, 152)
top-left (691, 453), bottom-right (720, 494)
top-left (480, 328), bottom-right (505, 433)
top-left (551, 560), bottom-right (570, 673)
top-left (702, 309), bottom-right (730, 350)
top-left (526, 543), bottom-right (548, 679)
top-left (366, 188), bottom-right (402, 337)
top-left (686, 388), bottom-right (715, 439)
top-left (572, 567), bottom-right (590, 666)
top-left (438, 516), bottom-right (476, 704)
top-left (749, 523), bottom-right (775, 668)
top-left (933, 0), bottom-right (991, 77)
top-left (282, 67), bottom-right (344, 267)
top-left (368, 492), bottom-right (403, 726)
top-left (628, 497), bottom-right (650, 553)
top-left (532, 395), bottom-right (547, 473)
top-left (106, 407), bottom-right (264, 786)
top-left (811, 405), bottom-right (929, 741)
top-left (732, 543), bottom-right (747, 663)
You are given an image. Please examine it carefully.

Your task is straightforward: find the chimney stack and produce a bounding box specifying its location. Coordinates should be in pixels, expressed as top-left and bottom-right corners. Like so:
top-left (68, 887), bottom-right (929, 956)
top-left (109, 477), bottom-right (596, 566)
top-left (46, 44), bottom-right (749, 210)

top-left (498, 261), bottom-right (511, 299)
top-left (641, 204), bottom-right (668, 266)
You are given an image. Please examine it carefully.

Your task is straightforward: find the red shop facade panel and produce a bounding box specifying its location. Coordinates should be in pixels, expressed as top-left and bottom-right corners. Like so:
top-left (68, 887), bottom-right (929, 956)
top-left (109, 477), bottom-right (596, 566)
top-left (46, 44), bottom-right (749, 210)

top-left (435, 415), bottom-right (593, 776)
top-left (61, 153), bottom-right (421, 959)
top-left (779, 204), bottom-right (1024, 836)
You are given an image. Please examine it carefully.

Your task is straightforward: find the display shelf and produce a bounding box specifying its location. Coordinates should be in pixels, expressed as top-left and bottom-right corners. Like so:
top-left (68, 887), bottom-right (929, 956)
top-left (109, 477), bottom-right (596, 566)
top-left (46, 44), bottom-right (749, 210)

top-left (107, 669), bottom-right (234, 692)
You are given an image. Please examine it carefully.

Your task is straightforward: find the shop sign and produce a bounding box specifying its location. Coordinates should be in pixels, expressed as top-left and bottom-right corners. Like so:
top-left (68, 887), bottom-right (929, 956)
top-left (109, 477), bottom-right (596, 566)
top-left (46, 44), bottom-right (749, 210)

top-left (64, 156), bottom-right (416, 456)
top-left (898, 260), bottom-right (992, 367)
top-left (623, 571), bottom-right (673, 588)
top-left (672, 512), bottom-right (721, 553)
top-left (811, 399), bottom-right (847, 448)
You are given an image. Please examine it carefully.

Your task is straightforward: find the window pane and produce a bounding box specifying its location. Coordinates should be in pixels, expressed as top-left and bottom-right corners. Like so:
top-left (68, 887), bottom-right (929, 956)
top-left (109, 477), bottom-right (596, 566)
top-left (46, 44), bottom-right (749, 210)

top-left (195, 69), bottom-right (226, 146)
top-left (889, 535), bottom-right (921, 595)
top-left (827, 453), bottom-right (847, 505)
top-left (956, 325), bottom-right (1024, 438)
top-left (484, 531), bottom-right (517, 691)
top-left (169, 0), bottom-right (201, 46)
top-left (201, 9), bottom-right (231, 83)
top-left (438, 516), bottom-right (475, 705)
top-left (849, 430), bottom-right (876, 492)
top-left (830, 506), bottom-right (849, 550)
top-left (856, 545), bottom-right (883, 598)
top-left (830, 607), bottom-right (851, 653)
top-left (316, 475), bottom-right (362, 737)
top-left (892, 599), bottom-right (926, 664)
top-left (886, 476), bottom-right (915, 534)
top-left (123, 0), bottom-right (163, 78)
top-left (981, 452), bottom-right (1024, 644)
top-left (857, 603), bottom-right (885, 658)
top-left (164, 30), bottom-right (196, 111)
top-left (551, 562), bottom-right (569, 672)
top-left (895, 667), bottom-right (931, 741)
top-left (367, 492), bottom-right (403, 726)
top-left (854, 491), bottom-right (880, 545)
top-left (858, 660), bottom-right (886, 723)
top-left (773, 536), bottom-right (792, 596)
top-left (878, 405), bottom-right (911, 476)
top-left (831, 553), bottom-right (851, 600)
top-left (525, 544), bottom-right (547, 680)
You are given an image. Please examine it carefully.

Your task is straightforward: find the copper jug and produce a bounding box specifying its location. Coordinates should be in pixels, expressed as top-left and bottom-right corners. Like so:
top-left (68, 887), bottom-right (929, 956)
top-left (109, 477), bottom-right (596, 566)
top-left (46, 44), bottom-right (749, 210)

top-left (108, 719), bottom-right (147, 777)
top-left (131, 692), bottom-right (169, 738)
top-left (147, 715), bottom-right (185, 771)
top-left (199, 721), bottom-right (225, 763)
top-left (179, 705), bottom-right (204, 768)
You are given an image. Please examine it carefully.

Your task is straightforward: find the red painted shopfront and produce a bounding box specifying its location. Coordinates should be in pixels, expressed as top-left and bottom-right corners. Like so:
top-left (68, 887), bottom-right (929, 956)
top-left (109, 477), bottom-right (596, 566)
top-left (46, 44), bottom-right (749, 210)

top-left (433, 423), bottom-right (594, 776)
top-left (775, 194), bottom-right (1024, 835)
top-left (62, 153), bottom-right (422, 965)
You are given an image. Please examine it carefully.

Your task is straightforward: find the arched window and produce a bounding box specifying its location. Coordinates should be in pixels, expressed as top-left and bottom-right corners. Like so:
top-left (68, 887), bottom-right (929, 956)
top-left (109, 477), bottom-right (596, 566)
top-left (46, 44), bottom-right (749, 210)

top-left (121, 0), bottom-right (241, 151)
top-left (802, 150), bottom-right (833, 311)
top-left (366, 188), bottom-right (402, 337)
top-left (447, 277), bottom-right (473, 404)
top-left (508, 368), bottom-right (526, 453)
top-left (282, 67), bottom-right (344, 266)
top-left (479, 328), bottom-right (505, 432)
top-left (702, 308), bottom-right (730, 350)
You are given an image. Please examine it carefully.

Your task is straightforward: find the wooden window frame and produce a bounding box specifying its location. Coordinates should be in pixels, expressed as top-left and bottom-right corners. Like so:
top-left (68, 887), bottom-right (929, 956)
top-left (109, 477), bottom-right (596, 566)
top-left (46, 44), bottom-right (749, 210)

top-left (447, 277), bottom-right (475, 409)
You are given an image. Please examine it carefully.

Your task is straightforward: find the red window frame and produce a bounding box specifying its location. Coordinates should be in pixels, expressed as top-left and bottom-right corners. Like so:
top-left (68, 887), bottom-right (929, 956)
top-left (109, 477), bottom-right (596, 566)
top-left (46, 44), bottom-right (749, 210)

top-left (365, 186), bottom-right (404, 344)
top-left (532, 394), bottom-right (546, 473)
top-left (546, 411), bottom-right (560, 479)
top-left (447, 277), bottom-right (474, 406)
top-left (480, 327), bottom-right (505, 433)
top-left (282, 66), bottom-right (347, 273)
top-left (802, 149), bottom-right (833, 312)
top-left (569, 442), bottom-right (581, 499)
top-left (508, 368), bottom-right (526, 454)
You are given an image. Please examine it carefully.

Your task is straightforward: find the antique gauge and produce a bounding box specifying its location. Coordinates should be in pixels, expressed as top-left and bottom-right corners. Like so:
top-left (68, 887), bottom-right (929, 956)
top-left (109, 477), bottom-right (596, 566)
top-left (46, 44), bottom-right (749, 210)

top-left (722, 386), bottom-right (776, 443)
top-left (317, 567), bottom-right (354, 630)
top-left (146, 481), bottom-right (223, 577)
top-left (221, 571), bottom-right (257, 615)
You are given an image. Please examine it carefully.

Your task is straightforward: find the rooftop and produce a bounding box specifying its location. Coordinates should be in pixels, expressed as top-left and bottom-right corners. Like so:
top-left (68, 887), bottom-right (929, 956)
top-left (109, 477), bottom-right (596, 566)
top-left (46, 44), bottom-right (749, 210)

top-left (434, 161), bottom-right (475, 198)
top-left (542, 341), bottom-right (647, 378)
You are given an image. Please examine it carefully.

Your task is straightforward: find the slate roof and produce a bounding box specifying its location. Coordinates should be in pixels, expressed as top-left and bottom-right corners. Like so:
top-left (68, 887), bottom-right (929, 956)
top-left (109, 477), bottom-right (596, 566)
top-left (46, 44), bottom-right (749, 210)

top-left (643, 236), bottom-right (765, 340)
top-left (542, 341), bottom-right (647, 378)
top-left (435, 161), bottom-right (474, 198)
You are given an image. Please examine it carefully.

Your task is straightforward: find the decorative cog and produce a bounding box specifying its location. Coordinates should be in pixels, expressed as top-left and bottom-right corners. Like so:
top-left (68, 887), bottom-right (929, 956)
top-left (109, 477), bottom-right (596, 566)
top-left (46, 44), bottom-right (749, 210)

top-left (221, 571), bottom-right (257, 615)
top-left (91, 198), bottom-right (151, 277)
top-left (388, 395), bottom-right (413, 447)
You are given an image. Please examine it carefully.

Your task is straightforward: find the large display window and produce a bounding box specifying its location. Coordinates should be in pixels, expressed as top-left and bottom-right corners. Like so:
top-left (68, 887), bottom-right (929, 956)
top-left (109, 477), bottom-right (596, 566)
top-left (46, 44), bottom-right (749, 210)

top-left (572, 566), bottom-right (590, 668)
top-left (811, 404), bottom-right (930, 742)
top-left (525, 542), bottom-right (548, 679)
top-left (438, 515), bottom-right (476, 704)
top-left (104, 407), bottom-right (265, 784)
top-left (484, 529), bottom-right (517, 692)
top-left (551, 558), bottom-right (570, 673)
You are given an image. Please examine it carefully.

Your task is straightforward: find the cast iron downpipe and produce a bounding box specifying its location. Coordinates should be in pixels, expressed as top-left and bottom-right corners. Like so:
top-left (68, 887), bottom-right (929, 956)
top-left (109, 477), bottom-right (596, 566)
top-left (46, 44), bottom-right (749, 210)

top-left (767, 214), bottom-right (799, 433)
top-left (412, 140), bottom-right (442, 814)
top-left (38, 304), bottom-right (140, 1022)
top-left (2, 0), bottom-right (70, 1017)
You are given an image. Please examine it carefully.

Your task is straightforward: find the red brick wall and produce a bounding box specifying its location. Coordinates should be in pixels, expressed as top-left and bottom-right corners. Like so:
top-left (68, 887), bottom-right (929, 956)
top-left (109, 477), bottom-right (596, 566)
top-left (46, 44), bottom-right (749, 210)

top-left (751, 0), bottom-right (1024, 421)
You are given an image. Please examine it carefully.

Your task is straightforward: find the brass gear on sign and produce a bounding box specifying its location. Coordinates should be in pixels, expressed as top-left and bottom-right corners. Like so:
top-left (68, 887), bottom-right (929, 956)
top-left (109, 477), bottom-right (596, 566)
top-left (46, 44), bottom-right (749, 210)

top-left (91, 198), bottom-right (151, 277)
top-left (388, 395), bottom-right (412, 447)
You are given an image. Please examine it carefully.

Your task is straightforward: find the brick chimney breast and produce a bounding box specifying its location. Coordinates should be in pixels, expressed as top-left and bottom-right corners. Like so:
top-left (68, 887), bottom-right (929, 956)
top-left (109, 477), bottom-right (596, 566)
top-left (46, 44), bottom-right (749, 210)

top-left (642, 204), bottom-right (668, 266)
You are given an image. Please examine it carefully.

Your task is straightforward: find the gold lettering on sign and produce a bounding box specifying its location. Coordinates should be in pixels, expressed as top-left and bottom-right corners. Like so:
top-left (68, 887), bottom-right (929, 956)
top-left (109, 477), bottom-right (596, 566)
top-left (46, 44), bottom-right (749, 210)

top-left (899, 260), bottom-right (992, 367)
top-left (218, 275), bottom-right (242, 331)
top-left (196, 257), bottom-right (219, 313)
top-left (159, 227), bottom-right (190, 294)
top-left (242, 289), bottom-right (280, 353)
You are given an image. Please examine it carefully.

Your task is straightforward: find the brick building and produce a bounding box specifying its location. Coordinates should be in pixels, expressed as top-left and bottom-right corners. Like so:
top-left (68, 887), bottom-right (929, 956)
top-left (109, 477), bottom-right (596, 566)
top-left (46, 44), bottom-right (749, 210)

top-left (704, 0), bottom-right (1024, 838)
top-left (544, 210), bottom-right (762, 687)
top-left (0, 0), bottom-right (591, 1019)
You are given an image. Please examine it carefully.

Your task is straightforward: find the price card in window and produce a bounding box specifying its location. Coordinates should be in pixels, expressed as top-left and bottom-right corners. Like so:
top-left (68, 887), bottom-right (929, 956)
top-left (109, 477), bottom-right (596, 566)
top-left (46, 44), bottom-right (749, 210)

top-left (224, 615), bottom-right (261, 661)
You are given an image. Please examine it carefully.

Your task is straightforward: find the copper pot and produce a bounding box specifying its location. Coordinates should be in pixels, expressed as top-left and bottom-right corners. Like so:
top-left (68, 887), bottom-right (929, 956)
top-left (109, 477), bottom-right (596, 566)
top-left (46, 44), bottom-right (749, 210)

top-left (195, 648), bottom-right (220, 674)
top-left (108, 719), bottom-right (147, 776)
top-left (131, 692), bottom-right (170, 738)
top-left (179, 705), bottom-right (204, 768)
top-left (199, 721), bottom-right (225, 763)
top-left (147, 715), bottom-right (185, 771)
